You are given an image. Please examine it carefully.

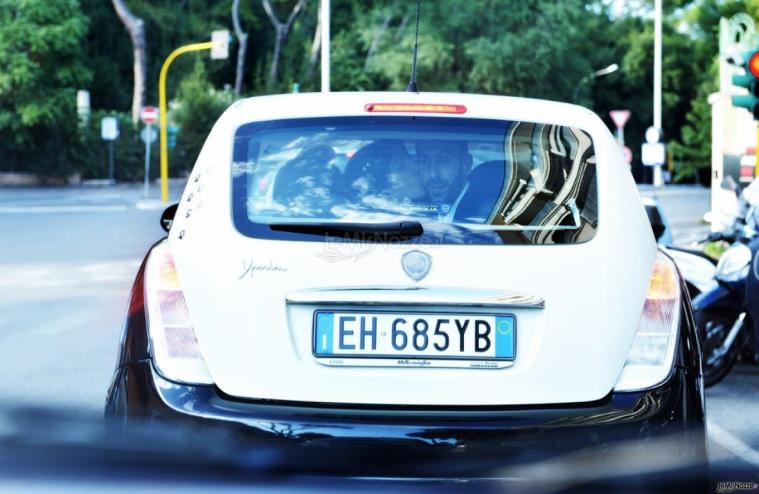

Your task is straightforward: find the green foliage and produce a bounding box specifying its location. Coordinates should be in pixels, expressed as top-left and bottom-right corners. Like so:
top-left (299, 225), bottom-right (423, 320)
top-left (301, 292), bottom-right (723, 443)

top-left (670, 62), bottom-right (718, 183)
top-left (665, 0), bottom-right (746, 183)
top-left (72, 111), bottom-right (145, 181)
top-left (333, 0), bottom-right (600, 100)
top-left (463, 1), bottom-right (595, 100)
top-left (0, 0), bottom-right (91, 175)
top-left (170, 60), bottom-right (235, 172)
top-left (0, 0), bottom-right (749, 184)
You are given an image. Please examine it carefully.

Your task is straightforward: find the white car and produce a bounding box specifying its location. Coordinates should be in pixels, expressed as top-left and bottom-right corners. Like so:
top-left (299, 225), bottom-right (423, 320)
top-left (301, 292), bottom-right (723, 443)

top-left (106, 92), bottom-right (705, 480)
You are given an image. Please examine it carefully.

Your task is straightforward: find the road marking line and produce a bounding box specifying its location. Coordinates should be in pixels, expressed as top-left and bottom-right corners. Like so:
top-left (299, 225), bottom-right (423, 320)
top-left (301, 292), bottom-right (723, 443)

top-left (0, 260), bottom-right (140, 290)
top-left (135, 200), bottom-right (167, 210)
top-left (708, 420), bottom-right (759, 468)
top-left (0, 205), bottom-right (129, 214)
top-left (670, 223), bottom-right (709, 230)
top-left (0, 309), bottom-right (95, 341)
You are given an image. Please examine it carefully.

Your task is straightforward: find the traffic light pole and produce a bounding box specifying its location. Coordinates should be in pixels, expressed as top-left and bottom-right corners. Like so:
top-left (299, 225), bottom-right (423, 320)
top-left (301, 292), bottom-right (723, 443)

top-left (321, 0), bottom-right (330, 92)
top-left (653, 0), bottom-right (663, 187)
top-left (158, 41), bottom-right (215, 203)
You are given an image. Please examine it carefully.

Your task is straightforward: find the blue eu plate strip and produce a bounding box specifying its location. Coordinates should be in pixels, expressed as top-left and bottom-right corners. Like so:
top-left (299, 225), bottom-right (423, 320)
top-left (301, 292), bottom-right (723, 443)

top-left (495, 316), bottom-right (515, 359)
top-left (315, 312), bottom-right (334, 355)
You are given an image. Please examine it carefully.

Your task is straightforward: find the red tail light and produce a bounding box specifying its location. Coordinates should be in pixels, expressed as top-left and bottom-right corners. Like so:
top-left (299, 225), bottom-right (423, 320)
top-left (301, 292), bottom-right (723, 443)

top-left (364, 103), bottom-right (467, 114)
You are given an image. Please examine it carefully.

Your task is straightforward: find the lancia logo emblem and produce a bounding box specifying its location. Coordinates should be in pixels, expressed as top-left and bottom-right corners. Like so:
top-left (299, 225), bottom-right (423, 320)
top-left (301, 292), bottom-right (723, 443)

top-left (401, 250), bottom-right (432, 282)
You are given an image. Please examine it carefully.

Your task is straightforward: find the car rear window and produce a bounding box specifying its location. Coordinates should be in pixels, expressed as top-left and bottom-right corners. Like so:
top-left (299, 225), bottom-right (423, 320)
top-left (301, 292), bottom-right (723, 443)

top-left (231, 116), bottom-right (597, 244)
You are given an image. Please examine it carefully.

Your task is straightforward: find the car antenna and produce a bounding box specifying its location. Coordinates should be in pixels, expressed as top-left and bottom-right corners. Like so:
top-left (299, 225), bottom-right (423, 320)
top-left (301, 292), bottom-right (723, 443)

top-left (406, 0), bottom-right (421, 93)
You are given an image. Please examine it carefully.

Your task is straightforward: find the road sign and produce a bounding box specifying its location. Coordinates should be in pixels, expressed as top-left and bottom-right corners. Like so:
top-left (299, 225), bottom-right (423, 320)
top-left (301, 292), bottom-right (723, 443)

top-left (101, 117), bottom-right (119, 182)
top-left (77, 90), bottom-right (90, 122)
top-left (211, 30), bottom-right (230, 60)
top-left (140, 126), bottom-right (158, 144)
top-left (622, 146), bottom-right (633, 164)
top-left (100, 117), bottom-right (119, 141)
top-left (645, 126), bottom-right (662, 144)
top-left (642, 142), bottom-right (666, 166)
top-left (609, 110), bottom-right (631, 129)
top-left (141, 106), bottom-right (158, 125)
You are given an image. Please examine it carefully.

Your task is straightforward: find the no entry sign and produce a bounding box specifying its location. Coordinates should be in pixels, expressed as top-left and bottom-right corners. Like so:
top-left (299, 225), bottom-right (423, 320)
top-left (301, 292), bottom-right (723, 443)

top-left (141, 106), bottom-right (158, 125)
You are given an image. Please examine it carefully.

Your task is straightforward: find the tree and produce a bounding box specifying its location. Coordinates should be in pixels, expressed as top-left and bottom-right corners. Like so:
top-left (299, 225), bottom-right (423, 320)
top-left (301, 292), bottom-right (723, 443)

top-left (335, 0), bottom-right (600, 98)
top-left (0, 0), bottom-right (91, 175)
top-left (171, 60), bottom-right (235, 171)
top-left (612, 4), bottom-right (718, 183)
top-left (669, 81), bottom-right (715, 183)
top-left (463, 1), bottom-right (596, 99)
top-left (262, 0), bottom-right (306, 91)
top-left (231, 0), bottom-right (248, 96)
top-left (0, 0), bottom-right (734, 184)
top-left (110, 0), bottom-right (146, 124)
top-left (364, 9), bottom-right (392, 70)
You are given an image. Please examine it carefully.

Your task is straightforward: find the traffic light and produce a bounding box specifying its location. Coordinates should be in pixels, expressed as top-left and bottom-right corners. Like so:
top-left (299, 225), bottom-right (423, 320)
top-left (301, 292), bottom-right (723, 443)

top-left (732, 50), bottom-right (759, 118)
top-left (167, 126), bottom-right (178, 149)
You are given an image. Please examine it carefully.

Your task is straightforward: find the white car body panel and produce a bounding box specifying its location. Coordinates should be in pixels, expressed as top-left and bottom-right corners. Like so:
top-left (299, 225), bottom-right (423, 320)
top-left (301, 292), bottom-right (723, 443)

top-left (167, 92), bottom-right (656, 406)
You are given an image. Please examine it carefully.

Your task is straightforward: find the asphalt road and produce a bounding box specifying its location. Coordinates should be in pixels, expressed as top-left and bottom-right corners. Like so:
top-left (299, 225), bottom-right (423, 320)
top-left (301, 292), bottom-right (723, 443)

top-left (0, 184), bottom-right (179, 412)
top-left (638, 184), bottom-right (712, 244)
top-left (0, 183), bottom-right (757, 484)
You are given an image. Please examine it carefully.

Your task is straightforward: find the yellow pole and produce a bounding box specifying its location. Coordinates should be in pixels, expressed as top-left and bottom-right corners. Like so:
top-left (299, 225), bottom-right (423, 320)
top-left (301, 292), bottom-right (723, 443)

top-left (159, 41), bottom-right (214, 203)
top-left (755, 123), bottom-right (759, 180)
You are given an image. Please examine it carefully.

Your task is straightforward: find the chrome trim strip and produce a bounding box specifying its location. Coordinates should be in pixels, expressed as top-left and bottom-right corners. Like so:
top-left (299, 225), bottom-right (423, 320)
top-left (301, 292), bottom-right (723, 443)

top-left (286, 286), bottom-right (545, 309)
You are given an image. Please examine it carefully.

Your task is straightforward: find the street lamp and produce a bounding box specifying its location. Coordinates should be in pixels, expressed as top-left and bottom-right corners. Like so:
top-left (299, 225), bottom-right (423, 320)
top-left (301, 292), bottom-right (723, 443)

top-left (573, 63), bottom-right (619, 103)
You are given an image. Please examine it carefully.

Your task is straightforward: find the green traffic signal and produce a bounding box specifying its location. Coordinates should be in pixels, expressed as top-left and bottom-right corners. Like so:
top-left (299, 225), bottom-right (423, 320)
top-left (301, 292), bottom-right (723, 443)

top-left (732, 94), bottom-right (759, 118)
top-left (731, 50), bottom-right (759, 118)
top-left (167, 126), bottom-right (178, 149)
top-left (733, 73), bottom-right (755, 88)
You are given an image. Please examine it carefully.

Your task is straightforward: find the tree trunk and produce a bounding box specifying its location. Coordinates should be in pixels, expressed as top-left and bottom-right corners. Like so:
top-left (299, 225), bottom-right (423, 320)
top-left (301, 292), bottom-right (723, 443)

top-left (309, 1), bottom-right (321, 67)
top-left (270, 30), bottom-right (284, 90)
top-left (231, 0), bottom-right (248, 96)
top-left (395, 14), bottom-right (410, 40)
top-left (364, 12), bottom-right (392, 70)
top-left (111, 0), bottom-right (146, 124)
top-left (262, 0), bottom-right (307, 91)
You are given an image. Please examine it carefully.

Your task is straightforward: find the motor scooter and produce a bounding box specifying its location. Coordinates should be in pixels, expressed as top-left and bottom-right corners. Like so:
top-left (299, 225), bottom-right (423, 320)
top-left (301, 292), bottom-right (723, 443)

top-left (692, 202), bottom-right (759, 387)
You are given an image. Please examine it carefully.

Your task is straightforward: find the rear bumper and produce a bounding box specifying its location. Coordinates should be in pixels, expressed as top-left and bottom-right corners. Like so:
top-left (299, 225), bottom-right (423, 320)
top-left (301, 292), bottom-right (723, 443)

top-left (106, 245), bottom-right (707, 485)
top-left (106, 358), bottom-right (706, 481)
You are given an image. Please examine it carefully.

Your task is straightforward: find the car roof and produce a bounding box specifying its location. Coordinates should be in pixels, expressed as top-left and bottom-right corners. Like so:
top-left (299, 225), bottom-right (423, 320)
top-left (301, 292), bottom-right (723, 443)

top-left (222, 91), bottom-right (606, 136)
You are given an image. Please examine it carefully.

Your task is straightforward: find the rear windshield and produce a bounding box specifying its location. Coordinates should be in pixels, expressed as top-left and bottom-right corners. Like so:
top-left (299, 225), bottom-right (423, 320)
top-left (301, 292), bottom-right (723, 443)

top-left (231, 116), bottom-right (597, 244)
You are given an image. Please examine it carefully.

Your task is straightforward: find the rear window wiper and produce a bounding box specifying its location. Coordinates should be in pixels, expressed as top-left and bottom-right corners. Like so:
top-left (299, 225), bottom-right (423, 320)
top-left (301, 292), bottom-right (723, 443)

top-left (269, 221), bottom-right (424, 240)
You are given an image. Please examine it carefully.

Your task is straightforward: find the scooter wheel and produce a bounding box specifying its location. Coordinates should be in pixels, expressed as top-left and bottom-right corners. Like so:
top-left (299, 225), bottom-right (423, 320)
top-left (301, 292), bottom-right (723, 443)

top-left (696, 311), bottom-right (748, 388)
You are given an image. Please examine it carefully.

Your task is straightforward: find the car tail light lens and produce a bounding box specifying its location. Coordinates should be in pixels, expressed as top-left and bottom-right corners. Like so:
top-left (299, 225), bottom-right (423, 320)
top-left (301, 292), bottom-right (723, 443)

top-left (614, 252), bottom-right (681, 391)
top-left (144, 242), bottom-right (213, 385)
top-left (364, 103), bottom-right (467, 114)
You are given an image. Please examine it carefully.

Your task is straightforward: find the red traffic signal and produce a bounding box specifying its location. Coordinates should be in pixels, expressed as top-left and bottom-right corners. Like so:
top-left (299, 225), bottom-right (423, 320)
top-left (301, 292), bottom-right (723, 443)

top-left (749, 52), bottom-right (759, 78)
top-left (732, 49), bottom-right (759, 117)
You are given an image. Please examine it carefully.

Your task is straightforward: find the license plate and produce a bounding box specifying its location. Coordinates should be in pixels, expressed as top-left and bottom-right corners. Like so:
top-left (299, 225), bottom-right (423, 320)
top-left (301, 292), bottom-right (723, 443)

top-left (313, 311), bottom-right (515, 368)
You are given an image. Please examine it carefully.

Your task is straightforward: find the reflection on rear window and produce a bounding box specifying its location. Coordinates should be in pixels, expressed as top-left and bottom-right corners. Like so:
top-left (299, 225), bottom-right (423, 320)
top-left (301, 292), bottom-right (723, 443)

top-left (231, 117), bottom-right (597, 244)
